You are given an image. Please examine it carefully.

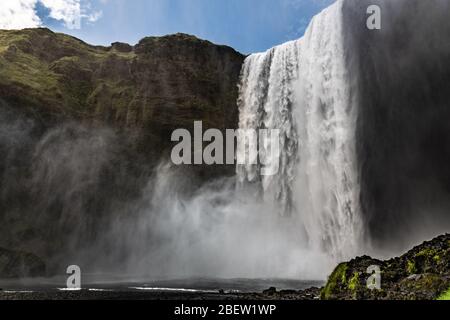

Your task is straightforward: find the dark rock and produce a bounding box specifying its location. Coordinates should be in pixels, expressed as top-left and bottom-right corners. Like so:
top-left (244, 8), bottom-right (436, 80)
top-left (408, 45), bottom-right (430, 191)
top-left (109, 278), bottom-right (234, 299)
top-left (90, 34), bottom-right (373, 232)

top-left (262, 287), bottom-right (277, 295)
top-left (111, 42), bottom-right (133, 53)
top-left (0, 247), bottom-right (46, 278)
top-left (279, 289), bottom-right (297, 295)
top-left (344, 0), bottom-right (450, 248)
top-left (321, 234), bottom-right (450, 300)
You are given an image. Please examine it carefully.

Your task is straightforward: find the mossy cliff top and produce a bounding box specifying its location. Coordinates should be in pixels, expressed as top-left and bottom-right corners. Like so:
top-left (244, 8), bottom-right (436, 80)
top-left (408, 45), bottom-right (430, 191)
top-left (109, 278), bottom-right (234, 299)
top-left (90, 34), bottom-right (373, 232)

top-left (0, 28), bottom-right (244, 136)
top-left (0, 28), bottom-right (245, 183)
top-left (322, 234), bottom-right (450, 300)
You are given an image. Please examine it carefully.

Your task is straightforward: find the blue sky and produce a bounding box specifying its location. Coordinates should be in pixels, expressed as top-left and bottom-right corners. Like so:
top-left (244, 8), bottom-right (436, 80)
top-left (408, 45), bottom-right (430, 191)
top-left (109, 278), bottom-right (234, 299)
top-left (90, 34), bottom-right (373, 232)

top-left (1, 0), bottom-right (335, 54)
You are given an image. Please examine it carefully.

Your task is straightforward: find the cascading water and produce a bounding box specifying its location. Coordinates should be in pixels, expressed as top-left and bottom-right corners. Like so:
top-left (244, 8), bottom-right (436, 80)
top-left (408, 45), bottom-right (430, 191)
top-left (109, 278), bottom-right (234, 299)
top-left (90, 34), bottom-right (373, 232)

top-left (237, 0), bottom-right (362, 259)
top-left (237, 40), bottom-right (300, 215)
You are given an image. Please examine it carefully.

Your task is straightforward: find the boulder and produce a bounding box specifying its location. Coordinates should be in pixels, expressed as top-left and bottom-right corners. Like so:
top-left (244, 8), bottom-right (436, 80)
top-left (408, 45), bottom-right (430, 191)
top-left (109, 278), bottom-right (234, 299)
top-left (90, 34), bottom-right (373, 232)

top-left (321, 234), bottom-right (450, 300)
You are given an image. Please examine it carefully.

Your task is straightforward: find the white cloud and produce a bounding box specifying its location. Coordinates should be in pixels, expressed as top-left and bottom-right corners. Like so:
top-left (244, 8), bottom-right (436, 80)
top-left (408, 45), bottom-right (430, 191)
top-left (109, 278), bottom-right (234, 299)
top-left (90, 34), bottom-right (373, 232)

top-left (0, 0), bottom-right (103, 30)
top-left (0, 0), bottom-right (41, 29)
top-left (40, 0), bottom-right (82, 29)
top-left (86, 10), bottom-right (102, 23)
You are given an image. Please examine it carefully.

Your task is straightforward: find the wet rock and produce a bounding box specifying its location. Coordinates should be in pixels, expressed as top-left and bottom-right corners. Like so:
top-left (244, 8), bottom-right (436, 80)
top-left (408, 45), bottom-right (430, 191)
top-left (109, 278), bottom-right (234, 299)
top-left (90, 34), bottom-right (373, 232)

top-left (262, 287), bottom-right (277, 295)
top-left (0, 248), bottom-right (46, 278)
top-left (321, 234), bottom-right (450, 300)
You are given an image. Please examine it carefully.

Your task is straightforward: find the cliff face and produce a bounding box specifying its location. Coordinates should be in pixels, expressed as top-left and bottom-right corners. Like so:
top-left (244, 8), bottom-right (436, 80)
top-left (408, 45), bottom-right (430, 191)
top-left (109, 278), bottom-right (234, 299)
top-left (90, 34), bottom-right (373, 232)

top-left (0, 28), bottom-right (244, 157)
top-left (0, 28), bottom-right (244, 273)
top-left (343, 0), bottom-right (450, 250)
top-left (0, 247), bottom-right (46, 278)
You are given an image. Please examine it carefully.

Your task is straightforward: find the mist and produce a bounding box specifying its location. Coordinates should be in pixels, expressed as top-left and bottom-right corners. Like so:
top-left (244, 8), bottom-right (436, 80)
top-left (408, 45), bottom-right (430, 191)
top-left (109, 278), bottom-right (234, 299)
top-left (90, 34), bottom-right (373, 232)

top-left (0, 100), bottom-right (333, 281)
top-left (107, 163), bottom-right (332, 280)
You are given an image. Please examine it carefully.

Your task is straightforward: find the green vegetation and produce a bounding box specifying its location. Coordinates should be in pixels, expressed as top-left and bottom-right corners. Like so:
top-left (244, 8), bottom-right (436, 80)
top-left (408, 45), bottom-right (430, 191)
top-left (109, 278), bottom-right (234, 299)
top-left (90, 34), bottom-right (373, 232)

top-left (348, 272), bottom-right (360, 291)
top-left (321, 234), bottom-right (450, 300)
top-left (437, 288), bottom-right (450, 300)
top-left (321, 263), bottom-right (348, 300)
top-left (406, 259), bottom-right (417, 274)
top-left (0, 27), bottom-right (243, 130)
top-left (416, 248), bottom-right (440, 259)
top-left (0, 31), bottom-right (141, 124)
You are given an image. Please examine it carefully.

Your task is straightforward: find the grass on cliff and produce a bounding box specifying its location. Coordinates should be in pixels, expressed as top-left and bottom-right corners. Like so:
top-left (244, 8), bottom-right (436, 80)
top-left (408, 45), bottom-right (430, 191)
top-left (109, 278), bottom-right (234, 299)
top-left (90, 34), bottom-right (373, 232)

top-left (0, 28), bottom-right (138, 116)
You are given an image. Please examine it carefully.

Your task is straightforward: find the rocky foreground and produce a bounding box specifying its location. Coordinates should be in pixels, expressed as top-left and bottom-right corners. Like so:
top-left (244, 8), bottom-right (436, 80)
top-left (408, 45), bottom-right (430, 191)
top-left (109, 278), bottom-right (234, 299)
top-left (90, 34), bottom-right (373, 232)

top-left (1, 234), bottom-right (449, 300)
top-left (321, 234), bottom-right (450, 300)
top-left (0, 287), bottom-right (322, 301)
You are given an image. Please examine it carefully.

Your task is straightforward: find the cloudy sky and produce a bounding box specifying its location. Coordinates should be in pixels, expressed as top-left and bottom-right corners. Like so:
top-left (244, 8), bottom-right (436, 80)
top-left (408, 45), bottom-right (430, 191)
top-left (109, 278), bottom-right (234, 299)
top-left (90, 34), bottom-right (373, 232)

top-left (0, 0), bottom-right (334, 53)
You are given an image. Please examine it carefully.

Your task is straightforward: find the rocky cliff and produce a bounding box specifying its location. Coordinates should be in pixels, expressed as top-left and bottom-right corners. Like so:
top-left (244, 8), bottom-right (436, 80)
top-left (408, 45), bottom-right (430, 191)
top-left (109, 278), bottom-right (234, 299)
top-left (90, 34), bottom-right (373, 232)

top-left (0, 28), bottom-right (244, 275)
top-left (322, 234), bottom-right (450, 300)
top-left (0, 28), bottom-right (244, 165)
top-left (0, 247), bottom-right (46, 278)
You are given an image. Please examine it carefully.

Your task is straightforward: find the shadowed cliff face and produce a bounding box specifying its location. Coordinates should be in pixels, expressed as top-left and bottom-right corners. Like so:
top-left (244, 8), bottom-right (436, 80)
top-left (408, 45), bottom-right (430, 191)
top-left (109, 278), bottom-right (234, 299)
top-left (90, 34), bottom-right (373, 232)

top-left (342, 0), bottom-right (450, 252)
top-left (0, 29), bottom-right (244, 173)
top-left (0, 29), bottom-right (244, 272)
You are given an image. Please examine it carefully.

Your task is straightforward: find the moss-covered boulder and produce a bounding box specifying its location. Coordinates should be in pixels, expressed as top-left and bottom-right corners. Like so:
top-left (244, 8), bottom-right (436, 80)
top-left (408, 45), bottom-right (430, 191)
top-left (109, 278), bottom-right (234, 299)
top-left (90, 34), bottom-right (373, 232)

top-left (321, 234), bottom-right (450, 300)
top-left (0, 247), bottom-right (46, 278)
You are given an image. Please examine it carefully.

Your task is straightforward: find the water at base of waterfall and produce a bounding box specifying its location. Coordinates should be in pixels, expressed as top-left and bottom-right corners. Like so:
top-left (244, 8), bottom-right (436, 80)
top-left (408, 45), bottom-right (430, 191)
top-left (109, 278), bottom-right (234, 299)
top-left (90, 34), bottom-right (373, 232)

top-left (0, 276), bottom-right (324, 296)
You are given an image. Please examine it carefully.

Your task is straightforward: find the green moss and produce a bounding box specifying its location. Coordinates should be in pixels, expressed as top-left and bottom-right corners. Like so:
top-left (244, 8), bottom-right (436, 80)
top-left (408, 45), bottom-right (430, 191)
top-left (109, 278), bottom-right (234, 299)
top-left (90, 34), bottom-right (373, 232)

top-left (437, 288), bottom-right (450, 300)
top-left (433, 255), bottom-right (441, 263)
top-left (348, 272), bottom-right (360, 291)
top-left (0, 27), bottom-right (244, 134)
top-left (321, 263), bottom-right (348, 300)
top-left (415, 248), bottom-right (439, 258)
top-left (405, 274), bottom-right (443, 293)
top-left (0, 49), bottom-right (58, 91)
top-left (0, 29), bottom-right (139, 117)
top-left (406, 259), bottom-right (417, 274)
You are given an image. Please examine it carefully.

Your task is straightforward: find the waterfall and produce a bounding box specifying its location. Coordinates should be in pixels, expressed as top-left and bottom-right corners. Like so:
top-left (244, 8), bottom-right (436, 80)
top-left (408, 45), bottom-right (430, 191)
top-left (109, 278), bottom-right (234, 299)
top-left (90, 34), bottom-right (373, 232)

top-left (237, 0), bottom-right (362, 258)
